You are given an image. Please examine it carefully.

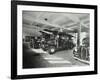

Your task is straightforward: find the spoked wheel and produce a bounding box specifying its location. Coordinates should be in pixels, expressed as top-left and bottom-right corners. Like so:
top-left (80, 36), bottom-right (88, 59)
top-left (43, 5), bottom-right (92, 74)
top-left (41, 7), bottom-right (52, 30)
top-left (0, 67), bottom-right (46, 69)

top-left (48, 46), bottom-right (56, 54)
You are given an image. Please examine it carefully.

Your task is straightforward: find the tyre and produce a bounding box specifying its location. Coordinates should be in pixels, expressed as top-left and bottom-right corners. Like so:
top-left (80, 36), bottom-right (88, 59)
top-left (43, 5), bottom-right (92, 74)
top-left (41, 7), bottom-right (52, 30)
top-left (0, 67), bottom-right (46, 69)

top-left (48, 46), bottom-right (56, 54)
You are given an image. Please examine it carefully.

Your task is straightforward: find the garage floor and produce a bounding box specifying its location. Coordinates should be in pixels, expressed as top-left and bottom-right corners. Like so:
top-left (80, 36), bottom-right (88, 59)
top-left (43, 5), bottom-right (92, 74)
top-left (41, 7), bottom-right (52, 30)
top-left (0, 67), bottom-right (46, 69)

top-left (23, 45), bottom-right (89, 69)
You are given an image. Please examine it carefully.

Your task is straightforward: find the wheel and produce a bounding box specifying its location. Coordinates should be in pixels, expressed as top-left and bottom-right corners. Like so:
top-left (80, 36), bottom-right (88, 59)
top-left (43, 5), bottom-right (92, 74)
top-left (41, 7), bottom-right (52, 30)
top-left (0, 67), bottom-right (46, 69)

top-left (48, 46), bottom-right (56, 54)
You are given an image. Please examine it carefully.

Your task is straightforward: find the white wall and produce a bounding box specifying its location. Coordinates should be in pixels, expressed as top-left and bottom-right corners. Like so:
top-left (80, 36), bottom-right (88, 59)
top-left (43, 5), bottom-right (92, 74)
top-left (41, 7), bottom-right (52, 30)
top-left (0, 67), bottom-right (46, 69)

top-left (0, 0), bottom-right (99, 80)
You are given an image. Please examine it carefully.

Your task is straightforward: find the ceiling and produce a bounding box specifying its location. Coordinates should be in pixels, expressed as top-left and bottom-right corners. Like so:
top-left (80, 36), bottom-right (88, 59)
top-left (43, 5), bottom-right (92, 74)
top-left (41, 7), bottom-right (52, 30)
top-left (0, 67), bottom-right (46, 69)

top-left (22, 11), bottom-right (90, 36)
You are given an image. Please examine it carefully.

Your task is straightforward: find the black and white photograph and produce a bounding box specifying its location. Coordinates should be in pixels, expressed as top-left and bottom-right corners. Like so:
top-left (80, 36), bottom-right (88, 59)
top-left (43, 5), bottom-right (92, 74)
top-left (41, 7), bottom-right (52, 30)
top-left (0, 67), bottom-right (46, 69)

top-left (22, 11), bottom-right (90, 68)
top-left (11, 1), bottom-right (97, 79)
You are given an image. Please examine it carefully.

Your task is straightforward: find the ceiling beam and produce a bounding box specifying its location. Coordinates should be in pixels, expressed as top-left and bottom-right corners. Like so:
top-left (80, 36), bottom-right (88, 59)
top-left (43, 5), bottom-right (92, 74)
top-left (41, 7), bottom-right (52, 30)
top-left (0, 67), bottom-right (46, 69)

top-left (62, 14), bottom-right (89, 29)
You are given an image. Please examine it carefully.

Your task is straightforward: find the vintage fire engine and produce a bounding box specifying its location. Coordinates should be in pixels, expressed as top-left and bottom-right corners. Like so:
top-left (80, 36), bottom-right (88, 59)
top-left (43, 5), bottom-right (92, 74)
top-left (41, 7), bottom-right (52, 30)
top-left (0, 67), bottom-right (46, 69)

top-left (39, 29), bottom-right (75, 54)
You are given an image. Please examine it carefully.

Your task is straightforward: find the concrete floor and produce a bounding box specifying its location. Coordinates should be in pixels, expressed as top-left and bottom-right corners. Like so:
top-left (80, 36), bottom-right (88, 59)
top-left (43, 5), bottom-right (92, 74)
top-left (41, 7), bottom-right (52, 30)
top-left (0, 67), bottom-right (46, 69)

top-left (23, 45), bottom-right (89, 69)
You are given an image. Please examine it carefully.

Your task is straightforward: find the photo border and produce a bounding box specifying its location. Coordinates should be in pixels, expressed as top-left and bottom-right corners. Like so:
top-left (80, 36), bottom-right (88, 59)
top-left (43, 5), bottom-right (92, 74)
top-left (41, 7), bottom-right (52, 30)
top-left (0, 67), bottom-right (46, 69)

top-left (11, 0), bottom-right (98, 79)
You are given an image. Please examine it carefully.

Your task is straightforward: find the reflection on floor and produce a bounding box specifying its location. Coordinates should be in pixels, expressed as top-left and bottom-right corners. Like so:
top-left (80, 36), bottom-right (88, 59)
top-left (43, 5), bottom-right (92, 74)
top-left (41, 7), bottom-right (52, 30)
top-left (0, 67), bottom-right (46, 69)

top-left (23, 45), bottom-right (89, 69)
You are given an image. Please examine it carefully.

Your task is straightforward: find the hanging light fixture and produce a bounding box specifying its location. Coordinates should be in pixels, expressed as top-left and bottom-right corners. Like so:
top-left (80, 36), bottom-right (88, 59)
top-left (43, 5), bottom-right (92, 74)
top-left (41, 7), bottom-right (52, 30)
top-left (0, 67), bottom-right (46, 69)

top-left (44, 18), bottom-right (48, 21)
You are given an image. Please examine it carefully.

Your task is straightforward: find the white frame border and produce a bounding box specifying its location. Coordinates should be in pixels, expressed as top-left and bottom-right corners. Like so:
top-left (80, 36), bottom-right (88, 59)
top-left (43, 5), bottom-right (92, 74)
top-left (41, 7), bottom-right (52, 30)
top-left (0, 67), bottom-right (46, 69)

top-left (17, 5), bottom-right (95, 75)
